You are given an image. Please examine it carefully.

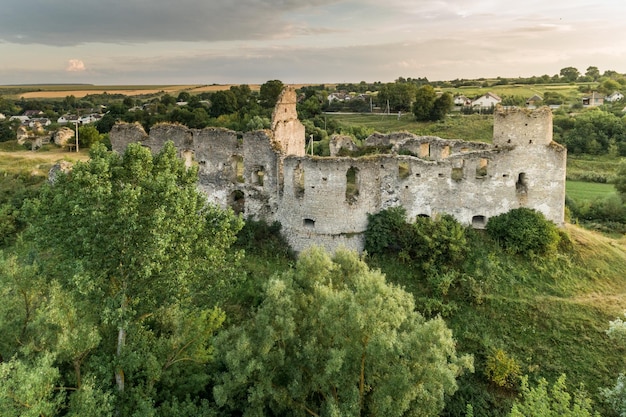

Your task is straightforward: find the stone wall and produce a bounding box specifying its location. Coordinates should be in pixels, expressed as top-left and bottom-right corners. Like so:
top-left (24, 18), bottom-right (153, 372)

top-left (110, 92), bottom-right (566, 254)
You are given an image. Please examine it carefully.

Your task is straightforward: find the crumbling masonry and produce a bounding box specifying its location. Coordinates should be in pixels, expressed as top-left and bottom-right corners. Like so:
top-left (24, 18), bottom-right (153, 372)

top-left (110, 87), bottom-right (566, 253)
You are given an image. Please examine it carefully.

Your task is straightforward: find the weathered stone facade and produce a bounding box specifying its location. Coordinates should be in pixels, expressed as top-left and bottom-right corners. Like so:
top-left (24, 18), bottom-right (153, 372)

top-left (110, 88), bottom-right (566, 253)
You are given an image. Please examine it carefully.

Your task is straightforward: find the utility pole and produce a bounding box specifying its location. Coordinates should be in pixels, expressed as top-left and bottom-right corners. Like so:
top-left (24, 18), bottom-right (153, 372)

top-left (75, 118), bottom-right (79, 152)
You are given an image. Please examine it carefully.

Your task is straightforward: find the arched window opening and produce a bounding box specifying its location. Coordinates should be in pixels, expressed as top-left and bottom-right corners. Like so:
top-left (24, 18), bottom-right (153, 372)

top-left (345, 166), bottom-right (360, 204)
top-left (516, 172), bottom-right (528, 194)
top-left (476, 158), bottom-right (488, 178)
top-left (229, 190), bottom-right (245, 215)
top-left (398, 161), bottom-right (410, 179)
top-left (472, 215), bottom-right (487, 229)
top-left (294, 162), bottom-right (305, 198)
top-left (231, 155), bottom-right (244, 183)
top-left (251, 166), bottom-right (265, 186)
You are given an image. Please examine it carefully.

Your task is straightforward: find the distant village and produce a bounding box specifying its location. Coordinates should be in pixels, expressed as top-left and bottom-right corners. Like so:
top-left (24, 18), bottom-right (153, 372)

top-left (1, 86), bottom-right (624, 151)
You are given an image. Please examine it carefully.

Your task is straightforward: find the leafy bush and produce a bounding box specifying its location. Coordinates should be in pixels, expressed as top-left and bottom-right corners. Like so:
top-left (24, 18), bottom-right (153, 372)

top-left (365, 207), bottom-right (469, 273)
top-left (486, 208), bottom-right (561, 256)
top-left (485, 348), bottom-right (522, 389)
top-left (509, 375), bottom-right (599, 417)
top-left (364, 206), bottom-right (409, 255)
top-left (235, 218), bottom-right (294, 258)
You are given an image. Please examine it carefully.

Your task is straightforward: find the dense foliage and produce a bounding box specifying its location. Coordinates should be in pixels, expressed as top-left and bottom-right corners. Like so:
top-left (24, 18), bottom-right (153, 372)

top-left (364, 207), bottom-right (468, 273)
top-left (486, 208), bottom-right (561, 255)
top-left (509, 375), bottom-right (599, 417)
top-left (0, 142), bottom-right (243, 415)
top-left (213, 247), bottom-right (472, 417)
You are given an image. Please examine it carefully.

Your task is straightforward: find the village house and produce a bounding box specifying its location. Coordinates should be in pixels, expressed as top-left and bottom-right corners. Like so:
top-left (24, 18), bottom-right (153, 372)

top-left (454, 95), bottom-right (471, 106)
top-left (472, 92), bottom-right (502, 108)
top-left (605, 91), bottom-right (624, 102)
top-left (582, 91), bottom-right (604, 107)
top-left (526, 94), bottom-right (543, 107)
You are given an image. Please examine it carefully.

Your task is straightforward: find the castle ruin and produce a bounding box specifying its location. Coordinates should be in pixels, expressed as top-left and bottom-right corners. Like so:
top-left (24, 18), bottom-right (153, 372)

top-left (110, 87), bottom-right (566, 253)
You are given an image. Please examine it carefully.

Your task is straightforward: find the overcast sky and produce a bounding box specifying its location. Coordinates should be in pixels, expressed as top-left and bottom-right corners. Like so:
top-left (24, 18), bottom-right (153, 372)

top-left (1, 0), bottom-right (625, 85)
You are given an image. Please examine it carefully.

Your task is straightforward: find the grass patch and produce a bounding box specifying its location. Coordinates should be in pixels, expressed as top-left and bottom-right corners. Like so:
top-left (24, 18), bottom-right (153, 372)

top-left (566, 180), bottom-right (617, 201)
top-left (566, 154), bottom-right (622, 183)
top-left (325, 113), bottom-right (493, 142)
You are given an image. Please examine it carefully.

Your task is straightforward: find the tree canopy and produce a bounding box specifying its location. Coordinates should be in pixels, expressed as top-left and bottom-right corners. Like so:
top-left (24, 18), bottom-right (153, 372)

top-left (1, 142), bottom-right (244, 415)
top-left (213, 247), bottom-right (472, 417)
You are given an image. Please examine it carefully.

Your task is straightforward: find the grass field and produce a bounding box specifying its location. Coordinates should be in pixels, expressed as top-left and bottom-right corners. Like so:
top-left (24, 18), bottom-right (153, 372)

top-left (325, 112), bottom-right (494, 142)
top-left (0, 143), bottom-right (89, 176)
top-left (566, 180), bottom-right (617, 201)
top-left (444, 82), bottom-right (588, 102)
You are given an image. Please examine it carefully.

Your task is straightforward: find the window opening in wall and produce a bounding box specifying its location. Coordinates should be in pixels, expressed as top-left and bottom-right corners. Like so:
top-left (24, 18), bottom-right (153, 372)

top-left (251, 166), bottom-right (265, 186)
top-left (415, 173), bottom-right (421, 178)
top-left (229, 190), bottom-right (245, 215)
top-left (451, 167), bottom-right (464, 181)
top-left (441, 145), bottom-right (450, 158)
top-left (398, 161), bottom-right (410, 179)
top-left (181, 150), bottom-right (195, 168)
top-left (438, 173), bottom-right (444, 178)
top-left (417, 214), bottom-right (430, 218)
top-left (476, 158), bottom-right (488, 178)
top-left (419, 143), bottom-right (430, 158)
top-left (303, 218), bottom-right (315, 229)
top-left (472, 215), bottom-right (487, 228)
top-left (516, 172), bottom-right (528, 194)
top-left (294, 162), bottom-right (305, 198)
top-left (345, 166), bottom-right (360, 204)
top-left (231, 155), bottom-right (244, 183)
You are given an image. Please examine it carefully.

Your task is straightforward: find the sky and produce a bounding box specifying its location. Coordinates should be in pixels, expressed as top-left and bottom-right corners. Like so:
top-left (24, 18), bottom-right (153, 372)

top-left (1, 0), bottom-right (625, 85)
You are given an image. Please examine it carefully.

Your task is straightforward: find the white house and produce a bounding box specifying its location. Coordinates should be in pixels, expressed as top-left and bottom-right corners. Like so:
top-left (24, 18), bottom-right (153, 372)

top-left (605, 91), bottom-right (624, 102)
top-left (28, 118), bottom-right (51, 128)
top-left (327, 92), bottom-right (351, 103)
top-left (10, 115), bottom-right (30, 124)
top-left (472, 92), bottom-right (501, 108)
top-left (454, 95), bottom-right (471, 106)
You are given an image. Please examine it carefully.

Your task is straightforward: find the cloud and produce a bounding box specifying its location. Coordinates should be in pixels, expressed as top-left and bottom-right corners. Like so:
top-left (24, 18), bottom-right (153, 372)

top-left (0, 0), bottom-right (341, 46)
top-left (66, 59), bottom-right (86, 72)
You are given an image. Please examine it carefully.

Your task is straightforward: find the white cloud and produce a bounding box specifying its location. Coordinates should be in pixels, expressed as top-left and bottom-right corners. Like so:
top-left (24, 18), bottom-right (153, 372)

top-left (66, 59), bottom-right (86, 72)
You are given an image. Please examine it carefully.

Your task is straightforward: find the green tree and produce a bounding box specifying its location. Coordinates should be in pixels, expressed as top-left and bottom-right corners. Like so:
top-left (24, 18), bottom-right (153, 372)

top-left (378, 82), bottom-right (417, 112)
top-left (602, 313), bottom-right (626, 416)
top-left (229, 84), bottom-right (253, 109)
top-left (599, 78), bottom-right (621, 95)
top-left (616, 160), bottom-right (626, 202)
top-left (560, 67), bottom-right (581, 83)
top-left (509, 375), bottom-right (599, 417)
top-left (0, 119), bottom-right (17, 142)
top-left (213, 247), bottom-right (472, 417)
top-left (430, 92), bottom-right (454, 121)
top-left (413, 85), bottom-right (437, 121)
top-left (209, 90), bottom-right (237, 117)
top-left (259, 79), bottom-right (284, 109)
top-left (77, 124), bottom-right (102, 148)
top-left (585, 66), bottom-right (601, 81)
top-left (23, 142), bottom-right (243, 414)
